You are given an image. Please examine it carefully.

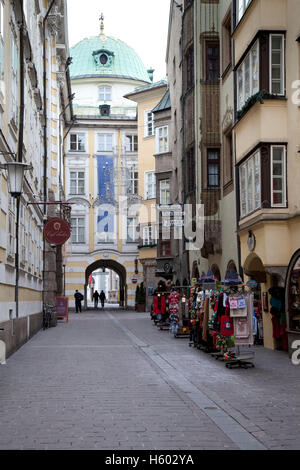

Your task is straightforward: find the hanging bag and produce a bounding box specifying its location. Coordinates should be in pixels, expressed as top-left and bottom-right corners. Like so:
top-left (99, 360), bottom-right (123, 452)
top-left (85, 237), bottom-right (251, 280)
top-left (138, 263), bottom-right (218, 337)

top-left (220, 301), bottom-right (234, 336)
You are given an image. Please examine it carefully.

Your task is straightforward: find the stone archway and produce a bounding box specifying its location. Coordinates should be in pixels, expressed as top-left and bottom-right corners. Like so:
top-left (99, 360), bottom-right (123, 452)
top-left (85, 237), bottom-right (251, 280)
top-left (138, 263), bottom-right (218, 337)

top-left (243, 253), bottom-right (266, 283)
top-left (85, 259), bottom-right (127, 310)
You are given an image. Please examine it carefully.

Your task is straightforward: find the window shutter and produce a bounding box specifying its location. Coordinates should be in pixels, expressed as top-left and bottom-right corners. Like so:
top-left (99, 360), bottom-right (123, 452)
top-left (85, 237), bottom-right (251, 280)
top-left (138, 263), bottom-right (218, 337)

top-left (260, 146), bottom-right (271, 208)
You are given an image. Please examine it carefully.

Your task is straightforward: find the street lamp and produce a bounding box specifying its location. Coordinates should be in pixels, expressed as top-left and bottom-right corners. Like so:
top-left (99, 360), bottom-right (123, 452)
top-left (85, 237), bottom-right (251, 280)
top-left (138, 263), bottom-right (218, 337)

top-left (0, 162), bottom-right (32, 197)
top-left (0, 161), bottom-right (32, 319)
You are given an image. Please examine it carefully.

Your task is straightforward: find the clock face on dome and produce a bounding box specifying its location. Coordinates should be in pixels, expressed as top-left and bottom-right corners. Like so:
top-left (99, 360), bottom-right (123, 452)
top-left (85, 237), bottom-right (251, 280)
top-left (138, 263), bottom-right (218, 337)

top-left (92, 49), bottom-right (114, 69)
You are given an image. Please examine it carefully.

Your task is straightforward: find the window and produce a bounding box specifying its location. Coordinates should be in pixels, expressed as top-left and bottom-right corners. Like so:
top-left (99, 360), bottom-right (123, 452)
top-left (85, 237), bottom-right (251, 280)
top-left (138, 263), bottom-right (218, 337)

top-left (160, 179), bottom-right (171, 205)
top-left (156, 126), bottom-right (168, 154)
top-left (270, 35), bottom-right (284, 95)
top-left (0, 1), bottom-right (4, 96)
top-left (71, 217), bottom-right (85, 244)
top-left (128, 164), bottom-right (138, 195)
top-left (186, 148), bottom-right (195, 193)
top-left (223, 132), bottom-right (233, 186)
top-left (143, 225), bottom-right (156, 246)
top-left (144, 111), bottom-right (154, 137)
top-left (98, 134), bottom-right (113, 152)
top-left (239, 151), bottom-right (261, 218)
top-left (99, 86), bottom-right (111, 101)
top-left (237, 0), bottom-right (251, 23)
top-left (10, 31), bottom-right (18, 124)
top-left (206, 42), bottom-right (219, 82)
top-left (160, 240), bottom-right (171, 257)
top-left (126, 135), bottom-right (138, 152)
top-left (222, 9), bottom-right (232, 75)
top-left (70, 171), bottom-right (85, 195)
top-left (145, 171), bottom-right (156, 199)
top-left (70, 133), bottom-right (85, 151)
top-left (207, 149), bottom-right (220, 188)
top-left (271, 146), bottom-right (286, 207)
top-left (127, 217), bottom-right (138, 243)
top-left (186, 45), bottom-right (194, 89)
top-left (237, 41), bottom-right (259, 111)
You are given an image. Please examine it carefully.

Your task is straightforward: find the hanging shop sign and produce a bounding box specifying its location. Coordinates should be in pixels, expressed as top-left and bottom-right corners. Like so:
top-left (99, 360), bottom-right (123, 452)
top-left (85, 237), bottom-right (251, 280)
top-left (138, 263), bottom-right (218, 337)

top-left (44, 218), bottom-right (71, 246)
top-left (132, 278), bottom-right (138, 284)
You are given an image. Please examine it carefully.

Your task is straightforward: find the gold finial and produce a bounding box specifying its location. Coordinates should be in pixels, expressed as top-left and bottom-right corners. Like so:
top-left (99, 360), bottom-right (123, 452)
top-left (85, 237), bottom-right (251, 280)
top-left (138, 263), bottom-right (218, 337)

top-left (100, 12), bottom-right (104, 34)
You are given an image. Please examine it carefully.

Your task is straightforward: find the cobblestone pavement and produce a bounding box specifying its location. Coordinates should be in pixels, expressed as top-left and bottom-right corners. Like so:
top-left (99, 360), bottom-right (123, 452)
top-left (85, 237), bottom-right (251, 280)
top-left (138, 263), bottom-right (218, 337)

top-left (0, 309), bottom-right (299, 450)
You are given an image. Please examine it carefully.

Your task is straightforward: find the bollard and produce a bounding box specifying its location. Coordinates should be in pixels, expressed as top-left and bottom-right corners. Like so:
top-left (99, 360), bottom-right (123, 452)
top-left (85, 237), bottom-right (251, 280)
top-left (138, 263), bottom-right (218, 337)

top-left (0, 340), bottom-right (6, 365)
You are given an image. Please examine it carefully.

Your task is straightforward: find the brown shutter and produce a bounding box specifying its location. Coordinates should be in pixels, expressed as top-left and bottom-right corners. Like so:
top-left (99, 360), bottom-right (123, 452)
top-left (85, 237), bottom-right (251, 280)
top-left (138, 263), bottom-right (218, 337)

top-left (260, 33), bottom-right (269, 92)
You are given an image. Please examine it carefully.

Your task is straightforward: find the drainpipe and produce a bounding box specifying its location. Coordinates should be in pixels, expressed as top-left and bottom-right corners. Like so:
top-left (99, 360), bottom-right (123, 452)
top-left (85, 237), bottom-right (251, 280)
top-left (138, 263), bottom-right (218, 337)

top-left (15, 0), bottom-right (25, 319)
top-left (42, 0), bottom-right (56, 311)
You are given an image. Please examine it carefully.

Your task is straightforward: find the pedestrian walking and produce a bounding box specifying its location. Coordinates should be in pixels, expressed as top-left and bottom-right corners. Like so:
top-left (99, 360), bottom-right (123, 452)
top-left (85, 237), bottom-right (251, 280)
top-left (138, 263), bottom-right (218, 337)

top-left (74, 290), bottom-right (84, 313)
top-left (93, 290), bottom-right (100, 309)
top-left (99, 290), bottom-right (106, 309)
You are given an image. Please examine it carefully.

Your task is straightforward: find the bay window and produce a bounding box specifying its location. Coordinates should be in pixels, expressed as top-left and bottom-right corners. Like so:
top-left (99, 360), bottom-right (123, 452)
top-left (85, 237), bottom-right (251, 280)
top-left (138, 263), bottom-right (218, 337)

top-left (239, 151), bottom-right (261, 218)
top-left (159, 179), bottom-right (171, 205)
top-left (271, 146), bottom-right (286, 207)
top-left (156, 126), bottom-right (168, 154)
top-left (237, 41), bottom-right (259, 111)
top-left (270, 35), bottom-right (285, 95)
top-left (237, 0), bottom-right (252, 23)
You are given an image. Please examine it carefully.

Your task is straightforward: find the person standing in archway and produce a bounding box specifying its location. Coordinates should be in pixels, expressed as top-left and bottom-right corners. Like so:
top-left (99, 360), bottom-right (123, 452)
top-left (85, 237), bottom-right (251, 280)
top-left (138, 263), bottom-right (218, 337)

top-left (74, 290), bottom-right (84, 313)
top-left (93, 290), bottom-right (100, 309)
top-left (100, 290), bottom-right (106, 309)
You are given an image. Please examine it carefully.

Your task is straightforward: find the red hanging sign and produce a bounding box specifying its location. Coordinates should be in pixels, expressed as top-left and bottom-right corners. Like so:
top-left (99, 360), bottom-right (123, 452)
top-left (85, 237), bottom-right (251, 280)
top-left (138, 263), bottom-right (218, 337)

top-left (44, 218), bottom-right (71, 246)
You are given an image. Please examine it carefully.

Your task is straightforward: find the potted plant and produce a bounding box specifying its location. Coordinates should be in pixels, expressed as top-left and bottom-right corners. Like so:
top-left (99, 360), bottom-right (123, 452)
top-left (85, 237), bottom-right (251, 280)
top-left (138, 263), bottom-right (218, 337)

top-left (135, 282), bottom-right (146, 312)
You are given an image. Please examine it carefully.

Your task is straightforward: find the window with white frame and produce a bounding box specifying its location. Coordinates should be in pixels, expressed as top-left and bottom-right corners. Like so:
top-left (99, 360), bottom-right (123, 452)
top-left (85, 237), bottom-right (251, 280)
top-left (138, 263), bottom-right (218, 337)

top-left (0, 1), bottom-right (4, 96)
top-left (145, 171), bottom-right (156, 199)
top-left (127, 217), bottom-right (138, 242)
top-left (71, 217), bottom-right (85, 244)
top-left (143, 225), bottom-right (156, 246)
top-left (97, 133), bottom-right (113, 152)
top-left (70, 170), bottom-right (85, 195)
top-left (237, 0), bottom-right (251, 23)
top-left (144, 111), bottom-right (154, 137)
top-left (128, 164), bottom-right (138, 195)
top-left (271, 146), bottom-right (286, 207)
top-left (270, 35), bottom-right (285, 95)
top-left (239, 151), bottom-right (261, 218)
top-left (126, 135), bottom-right (138, 152)
top-left (10, 31), bottom-right (18, 124)
top-left (98, 86), bottom-right (111, 101)
top-left (70, 133), bottom-right (85, 151)
top-left (160, 179), bottom-right (171, 205)
top-left (156, 126), bottom-right (168, 154)
top-left (237, 41), bottom-right (259, 111)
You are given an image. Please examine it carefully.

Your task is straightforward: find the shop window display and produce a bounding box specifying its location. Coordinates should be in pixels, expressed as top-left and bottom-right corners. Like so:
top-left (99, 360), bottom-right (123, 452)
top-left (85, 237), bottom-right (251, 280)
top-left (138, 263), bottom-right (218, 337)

top-left (288, 256), bottom-right (300, 332)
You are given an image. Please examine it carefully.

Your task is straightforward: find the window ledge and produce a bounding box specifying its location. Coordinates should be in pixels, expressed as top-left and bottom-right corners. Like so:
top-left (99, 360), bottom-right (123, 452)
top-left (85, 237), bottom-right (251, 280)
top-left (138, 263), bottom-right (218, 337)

top-left (235, 91), bottom-right (287, 123)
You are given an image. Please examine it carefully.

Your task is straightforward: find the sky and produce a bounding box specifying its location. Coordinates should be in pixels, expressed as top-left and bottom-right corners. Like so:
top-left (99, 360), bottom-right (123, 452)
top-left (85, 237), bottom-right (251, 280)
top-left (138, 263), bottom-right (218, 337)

top-left (67, 0), bottom-right (171, 81)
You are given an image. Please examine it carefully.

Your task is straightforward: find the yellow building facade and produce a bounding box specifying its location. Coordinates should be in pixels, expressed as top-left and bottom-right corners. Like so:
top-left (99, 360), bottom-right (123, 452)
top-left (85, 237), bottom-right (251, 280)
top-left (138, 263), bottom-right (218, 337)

top-left (233, 0), bottom-right (300, 352)
top-left (125, 81), bottom-right (168, 310)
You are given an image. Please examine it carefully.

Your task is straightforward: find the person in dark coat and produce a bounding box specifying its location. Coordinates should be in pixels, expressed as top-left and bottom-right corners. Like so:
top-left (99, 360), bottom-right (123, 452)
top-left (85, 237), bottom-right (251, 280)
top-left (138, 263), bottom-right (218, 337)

top-left (93, 290), bottom-right (100, 309)
top-left (99, 290), bottom-right (106, 309)
top-left (74, 290), bottom-right (83, 312)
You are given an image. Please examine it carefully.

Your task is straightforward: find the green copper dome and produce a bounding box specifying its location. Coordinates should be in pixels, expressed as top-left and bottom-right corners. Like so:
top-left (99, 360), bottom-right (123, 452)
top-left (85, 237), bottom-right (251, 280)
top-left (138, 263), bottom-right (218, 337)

top-left (70, 34), bottom-right (151, 83)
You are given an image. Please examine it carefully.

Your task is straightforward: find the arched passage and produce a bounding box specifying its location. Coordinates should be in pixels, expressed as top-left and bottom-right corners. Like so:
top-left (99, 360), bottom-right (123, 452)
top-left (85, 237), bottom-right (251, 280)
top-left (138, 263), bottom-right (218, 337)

top-left (85, 260), bottom-right (127, 310)
top-left (243, 253), bottom-right (266, 283)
